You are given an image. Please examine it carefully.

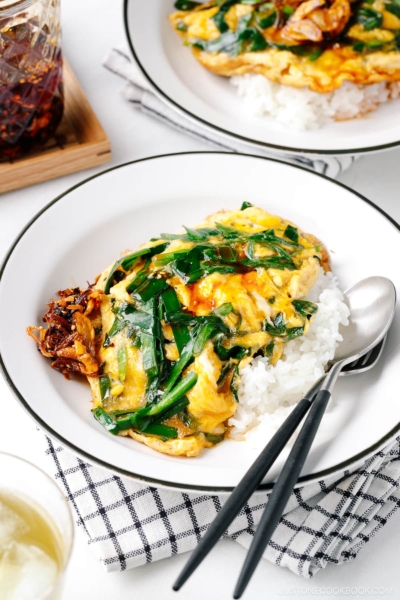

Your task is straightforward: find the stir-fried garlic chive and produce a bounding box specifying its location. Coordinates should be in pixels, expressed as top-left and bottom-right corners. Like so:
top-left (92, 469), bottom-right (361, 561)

top-left (92, 407), bottom-right (119, 435)
top-left (104, 248), bottom-right (151, 295)
top-left (163, 312), bottom-right (238, 393)
top-left (212, 1), bottom-right (232, 33)
top-left (193, 322), bottom-right (219, 356)
top-left (112, 396), bottom-right (190, 426)
top-left (262, 309), bottom-right (308, 342)
top-left (95, 375), bottom-right (197, 436)
top-left (250, 229), bottom-right (302, 248)
top-left (99, 375), bottom-right (111, 400)
top-left (264, 311), bottom-right (285, 336)
top-left (205, 433), bottom-right (224, 444)
top-left (104, 242), bottom-right (169, 295)
top-left (212, 302), bottom-right (242, 332)
top-left (131, 278), bottom-right (170, 303)
top-left (126, 258), bottom-right (151, 294)
top-left (166, 311), bottom-right (231, 335)
top-left (284, 326), bottom-right (305, 341)
top-left (152, 249), bottom-right (191, 267)
top-left (213, 302), bottom-right (234, 317)
top-left (265, 341), bottom-right (275, 358)
top-left (292, 299), bottom-right (318, 318)
top-left (230, 364), bottom-right (241, 401)
top-left (214, 336), bottom-right (248, 361)
top-left (177, 20), bottom-right (189, 31)
top-left (192, 12), bottom-right (268, 53)
top-left (174, 0), bottom-right (201, 9)
top-left (256, 9), bottom-right (277, 29)
top-left (168, 242), bottom-right (245, 284)
top-left (160, 227), bottom-right (220, 243)
top-left (95, 412), bottom-right (178, 440)
top-left (140, 372), bottom-right (198, 417)
top-left (357, 7), bottom-right (383, 30)
top-left (114, 413), bottom-right (135, 430)
top-left (183, 225), bottom-right (209, 241)
top-left (103, 316), bottom-right (126, 347)
top-left (164, 339), bottom-right (195, 394)
top-left (243, 256), bottom-right (297, 270)
top-left (161, 287), bottom-right (191, 353)
top-left (129, 373), bottom-right (199, 431)
top-left (387, 2), bottom-right (400, 19)
top-left (217, 361), bottom-right (236, 388)
top-left (97, 413), bottom-right (179, 440)
top-left (154, 396), bottom-right (190, 424)
top-left (140, 332), bottom-right (158, 378)
top-left (284, 224), bottom-right (299, 243)
top-left (141, 424), bottom-right (178, 440)
top-left (105, 303), bottom-right (159, 353)
top-left (117, 347), bottom-right (127, 382)
top-left (173, 262), bottom-right (239, 283)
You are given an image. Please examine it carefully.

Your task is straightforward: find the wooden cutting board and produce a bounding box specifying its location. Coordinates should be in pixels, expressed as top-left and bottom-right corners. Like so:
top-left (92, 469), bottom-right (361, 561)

top-left (0, 60), bottom-right (112, 194)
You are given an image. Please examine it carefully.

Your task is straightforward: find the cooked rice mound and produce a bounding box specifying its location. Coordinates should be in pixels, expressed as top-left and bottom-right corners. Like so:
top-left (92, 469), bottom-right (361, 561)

top-left (232, 75), bottom-right (400, 130)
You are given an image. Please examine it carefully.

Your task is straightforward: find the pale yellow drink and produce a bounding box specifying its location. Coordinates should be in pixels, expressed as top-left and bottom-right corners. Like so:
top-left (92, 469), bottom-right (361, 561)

top-left (0, 491), bottom-right (64, 600)
top-left (0, 453), bottom-right (73, 600)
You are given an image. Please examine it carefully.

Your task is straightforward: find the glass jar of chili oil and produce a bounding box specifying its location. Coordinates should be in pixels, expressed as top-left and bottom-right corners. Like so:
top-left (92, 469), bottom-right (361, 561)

top-left (0, 0), bottom-right (63, 160)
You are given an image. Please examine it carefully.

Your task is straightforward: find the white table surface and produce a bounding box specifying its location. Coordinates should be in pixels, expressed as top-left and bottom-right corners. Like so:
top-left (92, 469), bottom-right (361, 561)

top-left (0, 1), bottom-right (399, 598)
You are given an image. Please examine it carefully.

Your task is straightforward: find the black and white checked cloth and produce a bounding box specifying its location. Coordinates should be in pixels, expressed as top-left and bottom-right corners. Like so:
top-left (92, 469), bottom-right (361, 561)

top-left (103, 48), bottom-right (358, 179)
top-left (44, 434), bottom-right (400, 577)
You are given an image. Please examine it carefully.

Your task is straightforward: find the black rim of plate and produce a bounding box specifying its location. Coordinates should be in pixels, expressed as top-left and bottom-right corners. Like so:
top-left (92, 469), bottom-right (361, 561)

top-left (1, 152), bottom-right (400, 493)
top-left (124, 0), bottom-right (400, 157)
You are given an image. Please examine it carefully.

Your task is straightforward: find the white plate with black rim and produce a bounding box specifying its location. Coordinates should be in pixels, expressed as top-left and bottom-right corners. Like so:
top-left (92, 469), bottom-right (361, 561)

top-left (124, 0), bottom-right (400, 157)
top-left (0, 152), bottom-right (399, 493)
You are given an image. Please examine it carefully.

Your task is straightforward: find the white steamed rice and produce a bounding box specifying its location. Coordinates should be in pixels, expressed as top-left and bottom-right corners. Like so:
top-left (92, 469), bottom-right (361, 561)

top-left (229, 268), bottom-right (350, 448)
top-left (231, 75), bottom-right (400, 130)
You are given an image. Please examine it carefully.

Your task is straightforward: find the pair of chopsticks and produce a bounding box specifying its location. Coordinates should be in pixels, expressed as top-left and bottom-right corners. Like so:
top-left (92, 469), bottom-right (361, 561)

top-left (174, 336), bottom-right (387, 596)
top-left (173, 377), bottom-right (324, 597)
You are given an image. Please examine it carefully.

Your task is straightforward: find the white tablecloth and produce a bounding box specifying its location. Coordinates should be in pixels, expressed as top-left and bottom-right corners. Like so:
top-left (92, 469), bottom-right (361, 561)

top-left (1, 1), bottom-right (400, 598)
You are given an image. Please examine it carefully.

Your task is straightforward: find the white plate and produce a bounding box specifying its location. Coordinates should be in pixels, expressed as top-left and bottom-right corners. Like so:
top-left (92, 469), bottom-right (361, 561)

top-left (1, 153), bottom-right (399, 493)
top-left (124, 0), bottom-right (400, 156)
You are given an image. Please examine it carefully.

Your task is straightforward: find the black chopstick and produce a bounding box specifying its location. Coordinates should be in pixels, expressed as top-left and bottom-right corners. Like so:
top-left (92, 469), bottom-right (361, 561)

top-left (233, 388), bottom-right (332, 599)
top-left (173, 377), bottom-right (324, 592)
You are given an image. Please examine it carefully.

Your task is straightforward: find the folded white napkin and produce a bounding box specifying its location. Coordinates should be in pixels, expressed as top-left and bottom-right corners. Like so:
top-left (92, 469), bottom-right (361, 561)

top-left (104, 48), bottom-right (357, 179)
top-left (44, 433), bottom-right (400, 577)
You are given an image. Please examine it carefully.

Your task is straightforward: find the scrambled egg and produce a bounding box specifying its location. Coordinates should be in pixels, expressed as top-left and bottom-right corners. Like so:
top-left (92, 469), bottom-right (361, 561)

top-left (90, 205), bottom-right (327, 457)
top-left (170, 1), bottom-right (400, 93)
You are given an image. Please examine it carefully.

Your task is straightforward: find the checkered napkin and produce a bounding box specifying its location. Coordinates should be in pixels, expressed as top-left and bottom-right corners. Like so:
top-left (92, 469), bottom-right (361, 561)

top-left (44, 434), bottom-right (400, 578)
top-left (103, 48), bottom-right (357, 179)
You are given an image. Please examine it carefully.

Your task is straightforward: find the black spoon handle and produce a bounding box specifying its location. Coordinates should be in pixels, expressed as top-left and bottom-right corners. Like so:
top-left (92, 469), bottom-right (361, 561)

top-left (173, 378), bottom-right (324, 592)
top-left (233, 389), bottom-right (331, 599)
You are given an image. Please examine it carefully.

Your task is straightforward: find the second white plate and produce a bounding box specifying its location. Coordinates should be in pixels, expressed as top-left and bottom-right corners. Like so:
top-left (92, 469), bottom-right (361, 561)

top-left (125, 0), bottom-right (400, 156)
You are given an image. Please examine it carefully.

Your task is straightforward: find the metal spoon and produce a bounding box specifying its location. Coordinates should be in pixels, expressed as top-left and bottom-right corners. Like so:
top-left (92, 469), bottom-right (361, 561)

top-left (234, 276), bottom-right (397, 599)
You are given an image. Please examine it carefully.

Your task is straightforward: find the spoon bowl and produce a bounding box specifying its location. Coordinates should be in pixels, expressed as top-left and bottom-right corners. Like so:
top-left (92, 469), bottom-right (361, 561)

top-left (335, 276), bottom-right (396, 365)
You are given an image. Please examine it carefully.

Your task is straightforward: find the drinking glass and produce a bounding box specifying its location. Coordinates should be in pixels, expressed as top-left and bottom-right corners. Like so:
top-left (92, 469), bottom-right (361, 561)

top-left (0, 451), bottom-right (74, 600)
top-left (0, 0), bottom-right (63, 160)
